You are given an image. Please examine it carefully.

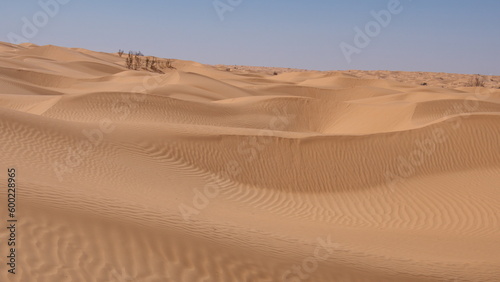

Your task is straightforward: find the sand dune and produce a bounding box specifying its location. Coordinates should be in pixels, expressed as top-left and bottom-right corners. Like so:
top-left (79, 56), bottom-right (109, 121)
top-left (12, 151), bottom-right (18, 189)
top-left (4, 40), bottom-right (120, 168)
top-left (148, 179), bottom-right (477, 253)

top-left (0, 42), bottom-right (499, 281)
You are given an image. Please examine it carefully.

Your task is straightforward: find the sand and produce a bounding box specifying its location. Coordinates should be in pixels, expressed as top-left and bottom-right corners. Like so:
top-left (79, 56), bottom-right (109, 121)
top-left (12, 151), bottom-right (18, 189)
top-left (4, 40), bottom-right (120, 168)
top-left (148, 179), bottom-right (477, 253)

top-left (0, 41), bottom-right (499, 281)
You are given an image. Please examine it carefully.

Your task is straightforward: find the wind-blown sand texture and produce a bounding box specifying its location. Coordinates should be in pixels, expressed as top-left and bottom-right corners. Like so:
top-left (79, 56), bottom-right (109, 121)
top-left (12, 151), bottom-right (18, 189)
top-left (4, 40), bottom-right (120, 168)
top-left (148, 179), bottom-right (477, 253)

top-left (0, 41), bottom-right (499, 281)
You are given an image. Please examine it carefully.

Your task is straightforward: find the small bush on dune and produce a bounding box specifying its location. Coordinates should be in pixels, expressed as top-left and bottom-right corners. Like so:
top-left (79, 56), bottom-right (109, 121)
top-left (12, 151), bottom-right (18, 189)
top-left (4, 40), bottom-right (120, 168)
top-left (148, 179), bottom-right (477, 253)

top-left (151, 57), bottom-right (158, 71)
top-left (165, 59), bottom-right (174, 69)
top-left (133, 55), bottom-right (142, 70)
top-left (467, 75), bottom-right (485, 87)
top-left (125, 51), bottom-right (143, 70)
top-left (125, 52), bottom-right (133, 69)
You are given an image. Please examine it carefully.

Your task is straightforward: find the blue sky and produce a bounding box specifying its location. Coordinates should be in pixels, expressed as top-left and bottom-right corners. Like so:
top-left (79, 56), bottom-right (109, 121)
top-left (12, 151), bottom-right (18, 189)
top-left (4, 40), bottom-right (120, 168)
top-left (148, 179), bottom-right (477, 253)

top-left (1, 0), bottom-right (499, 75)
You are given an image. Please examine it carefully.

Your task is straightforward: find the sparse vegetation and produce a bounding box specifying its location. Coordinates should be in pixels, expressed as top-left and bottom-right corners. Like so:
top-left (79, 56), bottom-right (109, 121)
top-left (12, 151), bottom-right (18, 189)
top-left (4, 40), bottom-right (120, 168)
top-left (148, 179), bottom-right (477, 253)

top-left (120, 48), bottom-right (177, 73)
top-left (467, 75), bottom-right (485, 87)
top-left (125, 52), bottom-right (134, 69)
top-left (124, 51), bottom-right (144, 70)
top-left (133, 54), bottom-right (142, 70)
top-left (165, 59), bottom-right (174, 69)
top-left (273, 71), bottom-right (278, 75)
top-left (150, 57), bottom-right (157, 70)
top-left (420, 82), bottom-right (428, 86)
top-left (123, 50), bottom-right (175, 73)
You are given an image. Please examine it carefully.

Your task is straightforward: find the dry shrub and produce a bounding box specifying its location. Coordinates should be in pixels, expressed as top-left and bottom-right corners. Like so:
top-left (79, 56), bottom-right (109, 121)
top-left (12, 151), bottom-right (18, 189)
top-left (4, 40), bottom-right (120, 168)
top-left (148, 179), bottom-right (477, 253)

top-left (165, 59), bottom-right (175, 69)
top-left (467, 75), bottom-right (485, 87)
top-left (133, 54), bottom-right (142, 70)
top-left (125, 52), bottom-right (133, 69)
top-left (123, 50), bottom-right (173, 72)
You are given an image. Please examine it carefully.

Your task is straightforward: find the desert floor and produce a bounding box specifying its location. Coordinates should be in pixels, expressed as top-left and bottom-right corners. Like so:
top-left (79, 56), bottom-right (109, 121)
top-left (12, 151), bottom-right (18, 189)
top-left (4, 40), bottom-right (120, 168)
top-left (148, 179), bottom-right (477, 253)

top-left (0, 42), bottom-right (499, 281)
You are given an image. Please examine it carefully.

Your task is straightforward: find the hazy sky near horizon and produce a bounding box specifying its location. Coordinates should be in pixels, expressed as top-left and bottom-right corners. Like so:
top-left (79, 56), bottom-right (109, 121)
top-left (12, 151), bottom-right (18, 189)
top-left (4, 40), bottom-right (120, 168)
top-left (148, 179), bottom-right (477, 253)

top-left (1, 0), bottom-right (499, 75)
